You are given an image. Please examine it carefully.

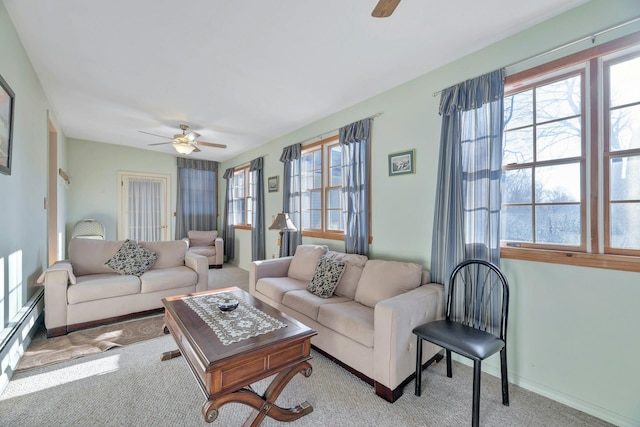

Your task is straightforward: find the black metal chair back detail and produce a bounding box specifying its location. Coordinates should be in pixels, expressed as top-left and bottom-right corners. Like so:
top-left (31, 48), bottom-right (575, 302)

top-left (412, 259), bottom-right (510, 427)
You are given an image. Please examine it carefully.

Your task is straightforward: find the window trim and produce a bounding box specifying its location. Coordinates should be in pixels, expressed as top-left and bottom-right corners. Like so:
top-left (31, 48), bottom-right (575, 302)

top-left (502, 68), bottom-right (588, 252)
top-left (501, 31), bottom-right (640, 272)
top-left (230, 165), bottom-right (252, 230)
top-left (301, 135), bottom-right (345, 241)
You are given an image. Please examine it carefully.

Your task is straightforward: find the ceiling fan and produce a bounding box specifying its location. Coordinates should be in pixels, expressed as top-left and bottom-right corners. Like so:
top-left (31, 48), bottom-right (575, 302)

top-left (371, 0), bottom-right (401, 17)
top-left (140, 124), bottom-right (227, 155)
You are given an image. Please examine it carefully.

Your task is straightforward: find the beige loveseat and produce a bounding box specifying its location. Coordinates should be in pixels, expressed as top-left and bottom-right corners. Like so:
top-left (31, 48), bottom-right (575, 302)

top-left (41, 238), bottom-right (209, 337)
top-left (249, 245), bottom-right (445, 402)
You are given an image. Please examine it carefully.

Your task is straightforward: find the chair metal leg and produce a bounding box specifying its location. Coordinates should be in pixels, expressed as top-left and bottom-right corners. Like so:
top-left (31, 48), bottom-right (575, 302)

top-left (415, 336), bottom-right (423, 396)
top-left (446, 349), bottom-right (452, 378)
top-left (500, 347), bottom-right (509, 406)
top-left (472, 360), bottom-right (481, 427)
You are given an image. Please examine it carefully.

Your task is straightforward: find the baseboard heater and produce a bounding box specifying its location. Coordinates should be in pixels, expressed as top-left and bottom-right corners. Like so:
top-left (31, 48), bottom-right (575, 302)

top-left (0, 288), bottom-right (44, 354)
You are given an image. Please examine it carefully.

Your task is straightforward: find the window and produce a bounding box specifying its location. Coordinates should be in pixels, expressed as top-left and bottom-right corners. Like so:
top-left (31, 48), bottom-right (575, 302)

top-left (301, 135), bottom-right (344, 240)
top-left (500, 33), bottom-right (640, 271)
top-left (229, 165), bottom-right (252, 228)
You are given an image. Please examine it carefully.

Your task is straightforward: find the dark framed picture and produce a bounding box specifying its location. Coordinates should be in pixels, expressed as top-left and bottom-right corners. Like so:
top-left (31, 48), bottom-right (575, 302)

top-left (0, 73), bottom-right (14, 176)
top-left (388, 149), bottom-right (415, 176)
top-left (268, 175), bottom-right (279, 192)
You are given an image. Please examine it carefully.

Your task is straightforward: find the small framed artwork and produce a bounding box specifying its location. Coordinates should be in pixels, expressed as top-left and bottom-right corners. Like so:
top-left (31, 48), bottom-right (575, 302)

top-left (268, 175), bottom-right (279, 192)
top-left (388, 149), bottom-right (415, 176)
top-left (0, 73), bottom-right (15, 176)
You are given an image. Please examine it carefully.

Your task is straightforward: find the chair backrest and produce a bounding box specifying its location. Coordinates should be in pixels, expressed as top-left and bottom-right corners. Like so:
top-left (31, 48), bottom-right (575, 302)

top-left (446, 259), bottom-right (509, 341)
top-left (71, 219), bottom-right (105, 239)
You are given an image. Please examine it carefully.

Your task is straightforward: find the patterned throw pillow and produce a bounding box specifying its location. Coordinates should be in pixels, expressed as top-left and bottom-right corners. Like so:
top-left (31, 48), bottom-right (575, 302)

top-left (307, 255), bottom-right (346, 298)
top-left (105, 239), bottom-right (157, 276)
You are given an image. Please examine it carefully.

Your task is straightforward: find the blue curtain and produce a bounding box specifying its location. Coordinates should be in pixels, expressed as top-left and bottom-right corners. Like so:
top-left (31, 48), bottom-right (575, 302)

top-left (339, 118), bottom-right (372, 256)
top-left (222, 168), bottom-right (235, 262)
top-left (250, 157), bottom-right (265, 261)
top-left (280, 143), bottom-right (302, 257)
top-left (175, 158), bottom-right (218, 239)
top-left (430, 69), bottom-right (505, 288)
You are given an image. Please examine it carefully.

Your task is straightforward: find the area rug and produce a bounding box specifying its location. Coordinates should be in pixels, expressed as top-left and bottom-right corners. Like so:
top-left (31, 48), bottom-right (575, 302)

top-left (16, 315), bottom-right (166, 371)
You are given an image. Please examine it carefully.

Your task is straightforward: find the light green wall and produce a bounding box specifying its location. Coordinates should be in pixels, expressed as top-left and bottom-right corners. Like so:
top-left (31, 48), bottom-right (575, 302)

top-left (67, 138), bottom-right (178, 247)
top-left (220, 1), bottom-right (640, 425)
top-left (0, 2), bottom-right (67, 391)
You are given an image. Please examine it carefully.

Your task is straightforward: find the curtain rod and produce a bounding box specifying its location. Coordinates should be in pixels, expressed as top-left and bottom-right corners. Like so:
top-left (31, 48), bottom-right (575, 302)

top-left (293, 112), bottom-right (383, 147)
top-left (431, 16), bottom-right (640, 97)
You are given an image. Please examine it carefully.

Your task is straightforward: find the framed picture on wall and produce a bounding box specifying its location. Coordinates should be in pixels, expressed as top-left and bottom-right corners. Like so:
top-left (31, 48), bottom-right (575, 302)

top-left (388, 149), bottom-right (415, 176)
top-left (268, 175), bottom-right (279, 192)
top-left (0, 73), bottom-right (15, 176)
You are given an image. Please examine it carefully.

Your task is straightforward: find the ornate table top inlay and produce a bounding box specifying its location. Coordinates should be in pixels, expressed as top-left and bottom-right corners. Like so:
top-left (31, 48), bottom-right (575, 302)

top-left (183, 292), bottom-right (287, 345)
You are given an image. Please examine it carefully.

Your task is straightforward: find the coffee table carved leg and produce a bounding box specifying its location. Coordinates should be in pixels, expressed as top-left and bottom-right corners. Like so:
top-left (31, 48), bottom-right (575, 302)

top-left (160, 321), bottom-right (182, 361)
top-left (201, 361), bottom-right (314, 425)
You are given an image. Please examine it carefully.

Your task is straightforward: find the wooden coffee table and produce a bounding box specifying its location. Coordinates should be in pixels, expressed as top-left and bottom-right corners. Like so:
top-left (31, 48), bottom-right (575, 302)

top-left (161, 287), bottom-right (317, 426)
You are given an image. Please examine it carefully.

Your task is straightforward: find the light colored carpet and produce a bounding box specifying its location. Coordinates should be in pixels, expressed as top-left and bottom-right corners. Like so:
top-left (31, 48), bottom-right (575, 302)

top-left (209, 263), bottom-right (250, 292)
top-left (2, 336), bottom-right (611, 426)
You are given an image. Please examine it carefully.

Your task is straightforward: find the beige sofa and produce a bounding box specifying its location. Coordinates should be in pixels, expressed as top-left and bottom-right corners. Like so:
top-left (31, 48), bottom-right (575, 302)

top-left (184, 230), bottom-right (224, 268)
top-left (249, 245), bottom-right (445, 402)
top-left (41, 238), bottom-right (209, 337)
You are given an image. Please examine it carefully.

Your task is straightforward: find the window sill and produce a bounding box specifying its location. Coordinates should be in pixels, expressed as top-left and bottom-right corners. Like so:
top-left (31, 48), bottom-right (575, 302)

top-left (302, 231), bottom-right (345, 241)
top-left (500, 246), bottom-right (640, 273)
top-left (234, 225), bottom-right (251, 231)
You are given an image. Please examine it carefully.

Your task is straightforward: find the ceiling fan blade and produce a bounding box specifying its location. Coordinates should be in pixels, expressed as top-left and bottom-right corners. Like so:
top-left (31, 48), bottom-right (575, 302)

top-left (148, 141), bottom-right (173, 146)
top-left (192, 146), bottom-right (201, 153)
top-left (139, 130), bottom-right (172, 140)
top-left (371, 0), bottom-right (401, 17)
top-left (197, 141), bottom-right (227, 149)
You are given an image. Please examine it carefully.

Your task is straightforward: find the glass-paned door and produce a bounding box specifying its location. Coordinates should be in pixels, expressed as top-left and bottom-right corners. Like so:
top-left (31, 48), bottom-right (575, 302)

top-left (118, 172), bottom-right (170, 241)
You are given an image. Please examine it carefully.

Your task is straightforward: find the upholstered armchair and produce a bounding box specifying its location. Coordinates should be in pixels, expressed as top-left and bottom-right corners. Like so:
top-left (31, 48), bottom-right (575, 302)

top-left (184, 230), bottom-right (223, 269)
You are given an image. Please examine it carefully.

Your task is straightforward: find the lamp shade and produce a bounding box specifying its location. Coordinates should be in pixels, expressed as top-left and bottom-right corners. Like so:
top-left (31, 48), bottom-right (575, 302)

top-left (269, 212), bottom-right (297, 231)
top-left (173, 143), bottom-right (195, 155)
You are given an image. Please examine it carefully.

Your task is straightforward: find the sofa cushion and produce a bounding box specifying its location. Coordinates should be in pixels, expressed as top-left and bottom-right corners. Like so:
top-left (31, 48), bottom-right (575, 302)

top-left (69, 238), bottom-right (126, 276)
top-left (139, 240), bottom-right (187, 269)
top-left (255, 277), bottom-right (308, 303)
top-left (67, 273), bottom-right (141, 304)
top-left (354, 260), bottom-right (423, 308)
top-left (187, 230), bottom-right (218, 247)
top-left (189, 246), bottom-right (216, 258)
top-left (307, 255), bottom-right (346, 298)
top-left (317, 301), bottom-right (374, 348)
top-left (283, 290), bottom-right (351, 321)
top-left (288, 245), bottom-right (328, 281)
top-left (140, 266), bottom-right (197, 293)
top-left (105, 240), bottom-right (157, 276)
top-left (324, 251), bottom-right (368, 299)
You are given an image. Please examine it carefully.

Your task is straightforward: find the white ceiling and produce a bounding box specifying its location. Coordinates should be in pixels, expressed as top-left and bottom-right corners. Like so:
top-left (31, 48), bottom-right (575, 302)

top-left (4, 0), bottom-right (588, 162)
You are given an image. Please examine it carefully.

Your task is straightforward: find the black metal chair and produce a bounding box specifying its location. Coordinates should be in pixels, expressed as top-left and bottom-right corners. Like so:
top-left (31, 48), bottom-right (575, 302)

top-left (413, 259), bottom-right (510, 427)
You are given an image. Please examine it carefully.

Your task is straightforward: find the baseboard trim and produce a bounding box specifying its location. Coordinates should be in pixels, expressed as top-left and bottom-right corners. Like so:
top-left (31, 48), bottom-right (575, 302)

top-left (451, 355), bottom-right (636, 426)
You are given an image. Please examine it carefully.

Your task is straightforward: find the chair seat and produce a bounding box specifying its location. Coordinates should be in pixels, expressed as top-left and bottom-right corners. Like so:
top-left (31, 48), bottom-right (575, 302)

top-left (413, 320), bottom-right (504, 361)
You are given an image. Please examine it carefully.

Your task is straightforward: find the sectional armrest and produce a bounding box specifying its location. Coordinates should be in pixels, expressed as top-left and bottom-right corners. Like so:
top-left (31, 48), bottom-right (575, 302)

top-left (185, 252), bottom-right (209, 292)
top-left (373, 283), bottom-right (445, 390)
top-left (249, 257), bottom-right (293, 295)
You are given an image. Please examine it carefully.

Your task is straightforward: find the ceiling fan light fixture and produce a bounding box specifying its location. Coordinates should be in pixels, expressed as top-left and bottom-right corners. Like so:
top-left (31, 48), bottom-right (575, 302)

top-left (173, 143), bottom-right (195, 155)
top-left (186, 131), bottom-right (199, 141)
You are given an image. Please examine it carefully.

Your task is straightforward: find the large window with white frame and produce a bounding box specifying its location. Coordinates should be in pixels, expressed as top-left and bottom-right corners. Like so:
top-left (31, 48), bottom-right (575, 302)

top-left (500, 33), bottom-right (640, 271)
top-left (229, 165), bottom-right (252, 229)
top-left (300, 135), bottom-right (345, 240)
